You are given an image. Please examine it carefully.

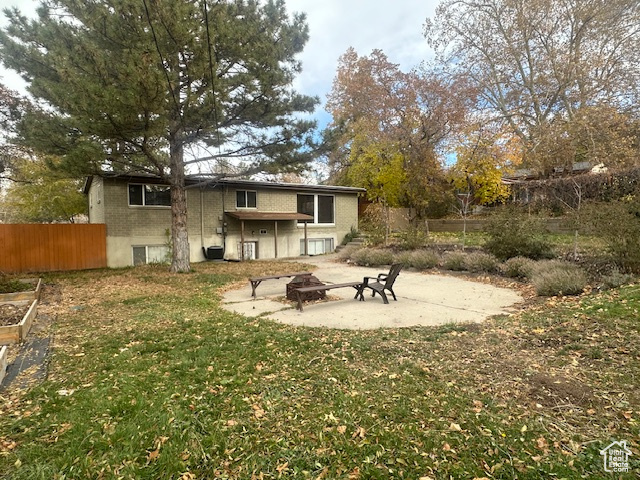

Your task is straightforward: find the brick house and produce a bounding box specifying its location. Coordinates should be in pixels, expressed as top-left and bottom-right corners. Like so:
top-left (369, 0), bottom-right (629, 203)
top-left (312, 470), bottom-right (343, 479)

top-left (84, 174), bottom-right (363, 267)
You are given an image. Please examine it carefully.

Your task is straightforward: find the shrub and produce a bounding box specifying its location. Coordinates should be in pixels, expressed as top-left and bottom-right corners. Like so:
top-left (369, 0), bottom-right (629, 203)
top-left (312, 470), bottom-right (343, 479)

top-left (336, 244), bottom-right (359, 261)
top-left (530, 260), bottom-right (587, 296)
top-left (500, 256), bottom-right (536, 279)
top-left (341, 226), bottom-right (359, 246)
top-left (600, 269), bottom-right (636, 289)
top-left (441, 251), bottom-right (467, 271)
top-left (484, 207), bottom-right (554, 260)
top-left (350, 247), bottom-right (394, 267)
top-left (359, 204), bottom-right (387, 246)
top-left (464, 252), bottom-right (499, 273)
top-left (395, 249), bottom-right (440, 270)
top-left (394, 251), bottom-right (413, 267)
top-left (396, 227), bottom-right (430, 250)
top-left (585, 199), bottom-right (640, 273)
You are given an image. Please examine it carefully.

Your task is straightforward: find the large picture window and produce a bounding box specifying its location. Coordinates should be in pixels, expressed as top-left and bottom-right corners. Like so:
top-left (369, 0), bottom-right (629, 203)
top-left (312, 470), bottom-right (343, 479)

top-left (236, 190), bottom-right (257, 208)
top-left (128, 184), bottom-right (171, 207)
top-left (297, 194), bottom-right (334, 224)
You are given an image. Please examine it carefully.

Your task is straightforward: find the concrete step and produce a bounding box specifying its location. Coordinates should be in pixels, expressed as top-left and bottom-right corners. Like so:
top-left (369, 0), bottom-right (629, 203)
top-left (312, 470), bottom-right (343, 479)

top-left (335, 237), bottom-right (367, 252)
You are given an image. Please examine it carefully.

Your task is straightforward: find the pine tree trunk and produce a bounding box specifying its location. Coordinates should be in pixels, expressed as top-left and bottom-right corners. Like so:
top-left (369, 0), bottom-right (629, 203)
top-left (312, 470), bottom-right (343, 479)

top-left (169, 126), bottom-right (190, 273)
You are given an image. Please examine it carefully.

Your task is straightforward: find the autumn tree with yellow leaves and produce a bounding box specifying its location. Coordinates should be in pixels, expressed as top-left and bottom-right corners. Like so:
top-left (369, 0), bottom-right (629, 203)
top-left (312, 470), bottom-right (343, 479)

top-left (326, 48), bottom-right (473, 220)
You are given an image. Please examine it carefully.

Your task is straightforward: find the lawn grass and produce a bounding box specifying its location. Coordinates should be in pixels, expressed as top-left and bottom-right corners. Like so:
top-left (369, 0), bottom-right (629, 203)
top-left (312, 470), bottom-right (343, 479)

top-left (0, 261), bottom-right (638, 479)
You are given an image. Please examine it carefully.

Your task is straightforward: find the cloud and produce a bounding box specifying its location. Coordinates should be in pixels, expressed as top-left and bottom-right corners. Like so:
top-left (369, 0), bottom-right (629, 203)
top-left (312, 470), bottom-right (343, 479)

top-left (292, 0), bottom-right (439, 112)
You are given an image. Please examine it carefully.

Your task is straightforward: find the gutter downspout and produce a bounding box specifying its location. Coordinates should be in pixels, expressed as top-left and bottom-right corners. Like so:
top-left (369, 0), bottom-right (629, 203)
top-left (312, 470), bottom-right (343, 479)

top-left (200, 189), bottom-right (205, 250)
top-left (221, 184), bottom-right (227, 258)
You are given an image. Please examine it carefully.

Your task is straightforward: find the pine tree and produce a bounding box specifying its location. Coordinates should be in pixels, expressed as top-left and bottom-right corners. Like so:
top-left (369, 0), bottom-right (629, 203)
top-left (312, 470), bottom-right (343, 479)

top-left (0, 0), bottom-right (318, 272)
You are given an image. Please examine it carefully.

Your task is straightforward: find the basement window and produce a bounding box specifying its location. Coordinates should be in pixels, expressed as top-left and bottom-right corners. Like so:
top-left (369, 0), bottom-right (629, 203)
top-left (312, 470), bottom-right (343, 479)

top-left (300, 238), bottom-right (334, 255)
top-left (132, 245), bottom-right (169, 265)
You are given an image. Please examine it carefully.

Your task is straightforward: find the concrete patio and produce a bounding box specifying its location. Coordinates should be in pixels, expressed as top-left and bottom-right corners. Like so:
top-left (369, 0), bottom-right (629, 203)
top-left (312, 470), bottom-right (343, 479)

top-left (221, 255), bottom-right (524, 329)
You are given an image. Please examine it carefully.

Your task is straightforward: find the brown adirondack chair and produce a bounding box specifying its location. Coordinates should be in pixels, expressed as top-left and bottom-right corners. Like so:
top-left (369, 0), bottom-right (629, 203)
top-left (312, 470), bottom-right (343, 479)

top-left (360, 263), bottom-right (403, 304)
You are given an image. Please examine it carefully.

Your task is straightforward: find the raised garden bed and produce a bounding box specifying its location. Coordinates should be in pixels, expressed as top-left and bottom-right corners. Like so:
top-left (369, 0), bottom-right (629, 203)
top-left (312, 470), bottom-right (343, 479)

top-left (0, 278), bottom-right (41, 303)
top-left (0, 300), bottom-right (38, 345)
top-left (0, 278), bottom-right (41, 345)
top-left (0, 346), bottom-right (7, 385)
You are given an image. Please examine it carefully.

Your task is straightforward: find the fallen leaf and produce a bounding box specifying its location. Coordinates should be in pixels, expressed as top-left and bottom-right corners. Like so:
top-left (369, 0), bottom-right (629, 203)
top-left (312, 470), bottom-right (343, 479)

top-left (449, 422), bottom-right (462, 431)
top-left (352, 426), bottom-right (366, 439)
top-left (252, 404), bottom-right (265, 419)
top-left (315, 467), bottom-right (329, 479)
top-left (147, 448), bottom-right (160, 462)
top-left (536, 436), bottom-right (548, 451)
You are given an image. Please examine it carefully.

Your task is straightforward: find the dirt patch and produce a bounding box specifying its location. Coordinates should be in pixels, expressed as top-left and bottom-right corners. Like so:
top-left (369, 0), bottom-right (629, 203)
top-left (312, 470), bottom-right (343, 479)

top-left (0, 304), bottom-right (29, 327)
top-left (528, 373), bottom-right (595, 407)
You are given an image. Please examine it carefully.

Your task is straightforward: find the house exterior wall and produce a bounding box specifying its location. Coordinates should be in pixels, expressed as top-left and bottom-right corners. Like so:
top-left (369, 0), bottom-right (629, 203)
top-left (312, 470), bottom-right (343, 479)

top-left (87, 176), bottom-right (105, 224)
top-left (88, 177), bottom-right (360, 267)
top-left (221, 186), bottom-right (359, 260)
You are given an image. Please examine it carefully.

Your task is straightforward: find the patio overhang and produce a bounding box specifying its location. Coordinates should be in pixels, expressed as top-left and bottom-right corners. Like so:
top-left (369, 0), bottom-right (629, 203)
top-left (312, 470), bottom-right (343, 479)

top-left (225, 211), bottom-right (313, 221)
top-left (224, 211), bottom-right (314, 260)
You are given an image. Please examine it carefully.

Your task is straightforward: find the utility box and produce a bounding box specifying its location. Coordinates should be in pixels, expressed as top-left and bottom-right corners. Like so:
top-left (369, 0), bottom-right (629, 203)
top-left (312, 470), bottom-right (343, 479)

top-left (206, 246), bottom-right (224, 260)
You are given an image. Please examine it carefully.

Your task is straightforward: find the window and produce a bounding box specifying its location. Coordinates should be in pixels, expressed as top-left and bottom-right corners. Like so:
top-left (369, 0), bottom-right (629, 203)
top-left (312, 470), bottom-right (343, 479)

top-left (297, 194), bottom-right (334, 224)
top-left (300, 238), bottom-right (334, 255)
top-left (236, 190), bottom-right (257, 208)
top-left (297, 194), bottom-right (314, 217)
top-left (318, 195), bottom-right (334, 223)
top-left (128, 184), bottom-right (171, 207)
top-left (132, 245), bottom-right (169, 265)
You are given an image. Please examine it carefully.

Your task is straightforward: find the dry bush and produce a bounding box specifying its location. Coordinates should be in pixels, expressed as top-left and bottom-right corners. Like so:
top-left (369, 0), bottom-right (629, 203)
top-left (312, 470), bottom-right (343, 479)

top-left (500, 256), bottom-right (536, 279)
top-left (530, 260), bottom-right (587, 296)
top-left (395, 249), bottom-right (440, 270)
top-left (441, 251), bottom-right (467, 271)
top-left (464, 252), bottom-right (499, 273)
top-left (350, 247), bottom-right (394, 267)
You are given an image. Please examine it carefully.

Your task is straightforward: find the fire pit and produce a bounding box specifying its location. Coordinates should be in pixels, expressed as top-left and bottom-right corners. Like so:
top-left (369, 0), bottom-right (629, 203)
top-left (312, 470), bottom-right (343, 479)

top-left (286, 275), bottom-right (326, 302)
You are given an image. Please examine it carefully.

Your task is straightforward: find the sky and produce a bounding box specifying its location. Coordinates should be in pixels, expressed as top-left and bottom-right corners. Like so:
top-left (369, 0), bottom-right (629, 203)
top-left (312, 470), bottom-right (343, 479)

top-left (292, 0), bottom-right (439, 127)
top-left (0, 0), bottom-right (439, 129)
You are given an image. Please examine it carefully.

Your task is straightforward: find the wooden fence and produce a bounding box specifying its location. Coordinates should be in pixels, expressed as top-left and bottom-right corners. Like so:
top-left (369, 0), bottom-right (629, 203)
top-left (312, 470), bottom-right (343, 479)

top-left (0, 224), bottom-right (107, 274)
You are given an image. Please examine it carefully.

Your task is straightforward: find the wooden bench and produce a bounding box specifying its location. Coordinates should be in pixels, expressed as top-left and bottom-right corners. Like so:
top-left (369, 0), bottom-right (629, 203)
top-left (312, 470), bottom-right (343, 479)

top-left (293, 282), bottom-right (364, 312)
top-left (249, 272), bottom-right (312, 298)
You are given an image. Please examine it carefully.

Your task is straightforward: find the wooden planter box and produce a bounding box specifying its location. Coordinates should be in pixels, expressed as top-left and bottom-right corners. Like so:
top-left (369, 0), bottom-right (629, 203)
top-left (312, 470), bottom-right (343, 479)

top-left (0, 346), bottom-right (7, 385)
top-left (0, 278), bottom-right (42, 304)
top-left (0, 299), bottom-right (38, 345)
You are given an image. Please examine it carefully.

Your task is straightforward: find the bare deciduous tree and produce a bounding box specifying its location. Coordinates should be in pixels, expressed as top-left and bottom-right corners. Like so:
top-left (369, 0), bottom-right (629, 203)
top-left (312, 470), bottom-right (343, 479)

top-left (425, 0), bottom-right (640, 174)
